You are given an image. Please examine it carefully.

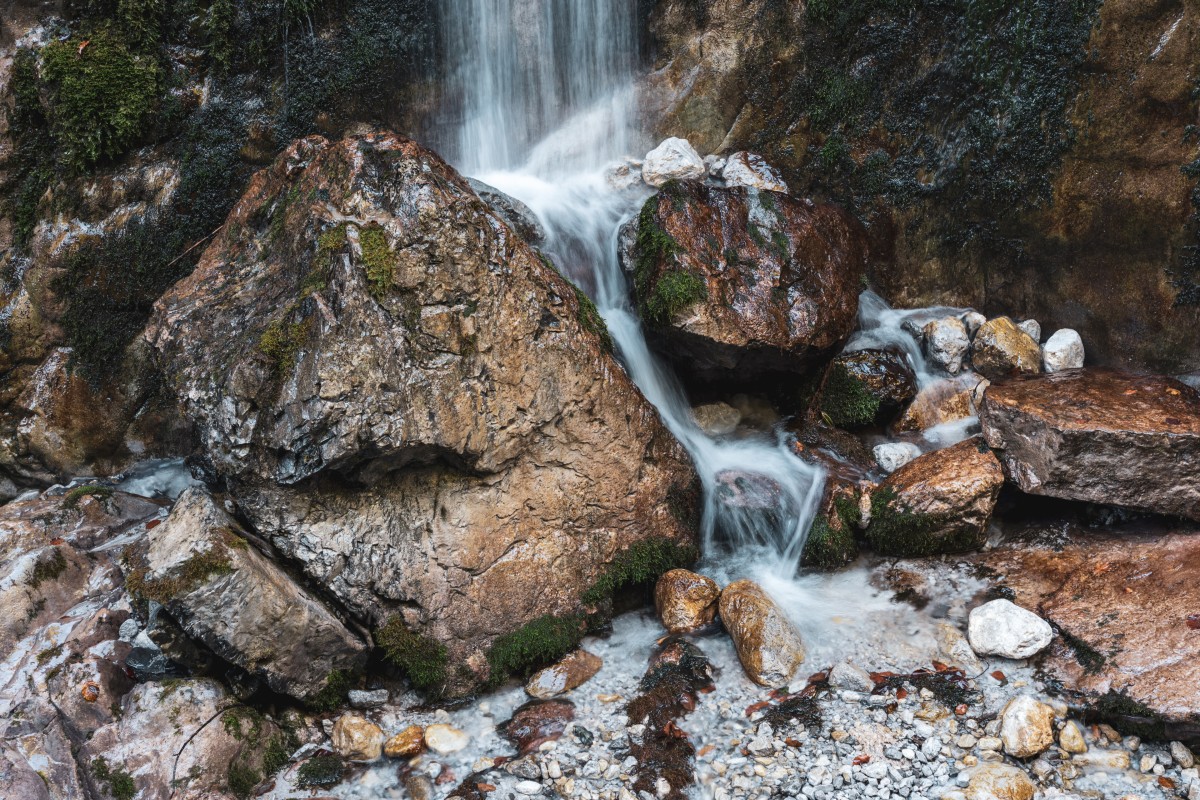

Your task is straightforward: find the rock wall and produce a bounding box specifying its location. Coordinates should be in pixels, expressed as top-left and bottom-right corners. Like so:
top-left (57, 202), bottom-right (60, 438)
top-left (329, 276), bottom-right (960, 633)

top-left (646, 0), bottom-right (1200, 374)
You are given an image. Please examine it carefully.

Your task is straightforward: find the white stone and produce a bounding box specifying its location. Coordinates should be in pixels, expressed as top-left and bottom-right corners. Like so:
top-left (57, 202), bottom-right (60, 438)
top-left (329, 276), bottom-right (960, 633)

top-left (961, 312), bottom-right (986, 337)
top-left (999, 696), bottom-right (1055, 758)
top-left (967, 599), bottom-right (1053, 659)
top-left (1173, 741), bottom-right (1196, 769)
top-left (424, 723), bottom-right (469, 754)
top-left (923, 317), bottom-right (971, 375)
top-left (704, 154), bottom-right (727, 177)
top-left (642, 137), bottom-right (706, 187)
top-left (922, 736), bottom-right (943, 760)
top-left (874, 442), bottom-right (922, 474)
top-left (515, 780), bottom-right (544, 795)
top-left (1017, 319), bottom-right (1041, 343)
top-left (118, 619), bottom-right (140, 642)
top-left (829, 662), bottom-right (875, 693)
top-left (1041, 329), bottom-right (1085, 372)
top-left (348, 688), bottom-right (388, 709)
top-left (722, 152), bottom-right (789, 193)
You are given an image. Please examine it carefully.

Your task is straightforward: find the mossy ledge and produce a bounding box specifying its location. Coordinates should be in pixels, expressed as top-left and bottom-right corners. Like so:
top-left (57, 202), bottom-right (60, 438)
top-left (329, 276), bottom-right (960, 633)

top-left (632, 192), bottom-right (708, 326)
top-left (124, 529), bottom-right (246, 606)
top-left (375, 616), bottom-right (449, 694)
top-left (863, 488), bottom-right (974, 557)
top-left (582, 537), bottom-right (699, 606)
top-left (63, 484), bottom-right (114, 508)
top-left (486, 614), bottom-right (587, 687)
top-left (92, 756), bottom-right (136, 800)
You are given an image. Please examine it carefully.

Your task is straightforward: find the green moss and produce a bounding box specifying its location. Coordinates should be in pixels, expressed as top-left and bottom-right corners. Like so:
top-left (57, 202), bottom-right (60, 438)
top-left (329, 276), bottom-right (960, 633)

top-left (227, 761), bottom-right (260, 799)
top-left (644, 271), bottom-right (707, 326)
top-left (573, 286), bottom-right (614, 352)
top-left (222, 707), bottom-right (265, 741)
top-left (582, 537), bottom-right (699, 606)
top-left (262, 733), bottom-right (291, 777)
top-left (1093, 691), bottom-right (1166, 741)
top-left (632, 196), bottom-right (684, 322)
top-left (306, 668), bottom-right (353, 713)
top-left (486, 614), bottom-right (586, 686)
top-left (297, 754), bottom-right (344, 789)
top-left (92, 756), bottom-right (136, 800)
top-left (359, 224), bottom-right (396, 300)
top-left (802, 514), bottom-right (859, 570)
top-left (63, 485), bottom-right (114, 508)
top-left (1060, 629), bottom-right (1106, 674)
top-left (864, 488), bottom-right (976, 557)
top-left (125, 536), bottom-right (237, 605)
top-left (27, 549), bottom-right (68, 589)
top-left (40, 27), bottom-right (161, 172)
top-left (36, 644), bottom-right (63, 666)
top-left (819, 362), bottom-right (881, 429)
top-left (259, 317), bottom-right (313, 379)
top-left (375, 617), bottom-right (448, 693)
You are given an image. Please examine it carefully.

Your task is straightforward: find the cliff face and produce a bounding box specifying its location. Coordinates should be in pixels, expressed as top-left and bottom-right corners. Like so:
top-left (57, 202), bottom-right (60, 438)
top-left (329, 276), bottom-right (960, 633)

top-left (647, 0), bottom-right (1200, 373)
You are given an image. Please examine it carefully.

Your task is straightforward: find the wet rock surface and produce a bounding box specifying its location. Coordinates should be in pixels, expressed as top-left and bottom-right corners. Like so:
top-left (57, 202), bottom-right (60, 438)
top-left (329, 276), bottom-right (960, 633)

top-left (146, 132), bottom-right (696, 692)
top-left (823, 348), bottom-right (918, 428)
top-left (867, 437), bottom-right (1004, 556)
top-left (980, 368), bottom-right (1200, 520)
top-left (718, 579), bottom-right (806, 688)
top-left (966, 600), bottom-right (1054, 661)
top-left (525, 650), bottom-right (603, 699)
top-left (123, 487), bottom-right (367, 703)
top-left (499, 700), bottom-right (576, 755)
top-left (629, 180), bottom-right (866, 380)
top-left (970, 317), bottom-right (1042, 381)
top-left (654, 569), bottom-right (720, 634)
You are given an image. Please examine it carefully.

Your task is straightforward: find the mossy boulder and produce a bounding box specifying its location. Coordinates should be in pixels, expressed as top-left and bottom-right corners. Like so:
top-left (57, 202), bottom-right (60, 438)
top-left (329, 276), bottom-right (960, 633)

top-left (626, 180), bottom-right (866, 381)
top-left (819, 349), bottom-right (917, 429)
top-left (145, 133), bottom-right (697, 696)
top-left (865, 437), bottom-right (1004, 556)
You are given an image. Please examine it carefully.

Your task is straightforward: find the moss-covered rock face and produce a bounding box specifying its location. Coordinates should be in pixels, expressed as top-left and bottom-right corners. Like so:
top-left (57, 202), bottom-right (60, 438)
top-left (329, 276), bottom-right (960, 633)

top-left (650, 0), bottom-right (1200, 373)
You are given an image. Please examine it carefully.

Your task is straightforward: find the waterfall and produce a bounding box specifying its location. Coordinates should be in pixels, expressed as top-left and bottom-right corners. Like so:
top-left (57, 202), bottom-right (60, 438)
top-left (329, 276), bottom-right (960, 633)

top-left (435, 0), bottom-right (825, 580)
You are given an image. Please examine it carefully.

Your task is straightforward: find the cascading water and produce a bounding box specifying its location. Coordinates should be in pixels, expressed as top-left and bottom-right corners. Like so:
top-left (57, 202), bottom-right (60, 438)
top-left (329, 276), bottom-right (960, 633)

top-left (433, 0), bottom-right (825, 582)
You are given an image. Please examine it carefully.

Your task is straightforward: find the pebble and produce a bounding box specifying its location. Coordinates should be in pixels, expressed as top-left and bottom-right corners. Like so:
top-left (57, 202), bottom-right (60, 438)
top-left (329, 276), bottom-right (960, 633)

top-left (424, 723), bottom-right (470, 754)
top-left (1173, 741), bottom-right (1197, 769)
top-left (348, 688), bottom-right (389, 709)
top-left (515, 779), bottom-right (543, 795)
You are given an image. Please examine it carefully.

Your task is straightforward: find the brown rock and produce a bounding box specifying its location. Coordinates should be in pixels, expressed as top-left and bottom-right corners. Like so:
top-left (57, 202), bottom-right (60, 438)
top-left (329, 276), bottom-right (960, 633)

top-left (718, 579), bottom-right (805, 688)
top-left (383, 725), bottom-right (425, 759)
top-left (627, 181), bottom-right (866, 380)
top-left (829, 349), bottom-right (918, 424)
top-left (332, 714), bottom-right (385, 762)
top-left (894, 373), bottom-right (986, 433)
top-left (867, 437), bottom-right (1004, 556)
top-left (525, 649), bottom-right (603, 699)
top-left (970, 529), bottom-right (1200, 745)
top-left (980, 368), bottom-right (1200, 520)
top-left (970, 317), bottom-right (1042, 381)
top-left (961, 763), bottom-right (1035, 800)
top-left (145, 133), bottom-right (697, 695)
top-left (498, 700), bottom-right (575, 755)
top-left (654, 569), bottom-right (720, 634)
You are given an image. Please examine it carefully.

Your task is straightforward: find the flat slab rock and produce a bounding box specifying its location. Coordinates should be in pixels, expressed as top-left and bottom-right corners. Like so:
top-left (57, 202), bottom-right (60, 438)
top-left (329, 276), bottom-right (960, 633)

top-left (980, 368), bottom-right (1200, 520)
top-left (971, 529), bottom-right (1200, 744)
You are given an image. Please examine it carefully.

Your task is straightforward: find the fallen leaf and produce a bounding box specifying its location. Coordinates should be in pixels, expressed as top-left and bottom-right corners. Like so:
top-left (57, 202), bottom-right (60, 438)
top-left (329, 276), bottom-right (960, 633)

top-left (885, 702), bottom-right (898, 714)
top-left (869, 671), bottom-right (898, 684)
top-left (853, 755), bottom-right (871, 766)
top-left (807, 671), bottom-right (829, 684)
top-left (50, 537), bottom-right (65, 545)
top-left (477, 783), bottom-right (497, 793)
top-left (991, 670), bottom-right (1006, 682)
top-left (896, 688), bottom-right (908, 700)
top-left (698, 685), bottom-right (715, 694)
top-left (1186, 615), bottom-right (1200, 630)
top-left (146, 519), bottom-right (161, 530)
top-left (1124, 587), bottom-right (1134, 594)
top-left (1159, 777), bottom-right (1176, 790)
top-left (745, 701), bottom-right (770, 716)
top-left (78, 40), bottom-right (90, 55)
top-left (697, 744), bottom-right (714, 758)
top-left (1093, 562), bottom-right (1111, 575)
top-left (784, 738), bottom-right (802, 748)
top-left (931, 660), bottom-right (950, 672)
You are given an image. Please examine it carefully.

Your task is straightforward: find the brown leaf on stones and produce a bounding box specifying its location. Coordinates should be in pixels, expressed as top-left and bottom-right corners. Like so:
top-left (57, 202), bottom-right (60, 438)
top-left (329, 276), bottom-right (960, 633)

top-left (1186, 615), bottom-right (1200, 630)
top-left (853, 755), bottom-right (871, 766)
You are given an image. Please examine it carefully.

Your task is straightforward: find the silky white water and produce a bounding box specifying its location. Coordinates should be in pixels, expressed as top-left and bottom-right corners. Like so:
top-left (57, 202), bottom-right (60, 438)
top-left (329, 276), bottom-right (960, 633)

top-left (434, 0), bottom-right (825, 581)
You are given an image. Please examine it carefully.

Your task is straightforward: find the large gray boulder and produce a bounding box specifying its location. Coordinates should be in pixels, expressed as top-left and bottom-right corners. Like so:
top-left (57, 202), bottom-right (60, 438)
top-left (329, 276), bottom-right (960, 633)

top-left (125, 488), bottom-right (367, 702)
top-left (145, 133), bottom-right (696, 693)
top-left (980, 369), bottom-right (1200, 520)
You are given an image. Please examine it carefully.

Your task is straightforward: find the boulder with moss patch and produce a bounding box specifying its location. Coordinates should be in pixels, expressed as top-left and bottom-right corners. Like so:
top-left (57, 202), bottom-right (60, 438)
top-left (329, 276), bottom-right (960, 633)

top-left (866, 437), bottom-right (1004, 556)
top-left (146, 133), bottom-right (696, 696)
top-left (625, 180), bottom-right (866, 380)
top-left (124, 487), bottom-right (366, 703)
